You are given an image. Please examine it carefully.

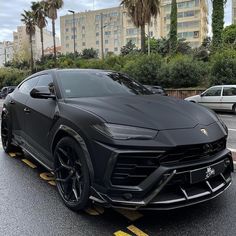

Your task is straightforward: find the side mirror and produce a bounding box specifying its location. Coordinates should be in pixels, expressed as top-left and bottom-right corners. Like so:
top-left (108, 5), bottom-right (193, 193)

top-left (30, 86), bottom-right (56, 99)
top-left (200, 93), bottom-right (204, 97)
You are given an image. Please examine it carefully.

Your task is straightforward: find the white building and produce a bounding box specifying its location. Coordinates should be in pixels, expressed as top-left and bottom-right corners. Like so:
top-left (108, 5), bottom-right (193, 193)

top-left (13, 26), bottom-right (60, 60)
top-left (0, 41), bottom-right (14, 67)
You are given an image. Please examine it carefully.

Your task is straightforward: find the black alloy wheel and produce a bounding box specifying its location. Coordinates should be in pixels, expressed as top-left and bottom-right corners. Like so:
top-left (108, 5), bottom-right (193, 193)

top-left (54, 137), bottom-right (90, 211)
top-left (1, 113), bottom-right (16, 152)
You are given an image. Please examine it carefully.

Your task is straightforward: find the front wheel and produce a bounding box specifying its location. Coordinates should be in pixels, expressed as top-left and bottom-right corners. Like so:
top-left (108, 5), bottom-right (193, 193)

top-left (54, 137), bottom-right (90, 211)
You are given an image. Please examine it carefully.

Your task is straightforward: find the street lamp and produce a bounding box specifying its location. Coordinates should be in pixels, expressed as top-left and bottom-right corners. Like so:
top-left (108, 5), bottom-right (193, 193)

top-left (68, 10), bottom-right (76, 55)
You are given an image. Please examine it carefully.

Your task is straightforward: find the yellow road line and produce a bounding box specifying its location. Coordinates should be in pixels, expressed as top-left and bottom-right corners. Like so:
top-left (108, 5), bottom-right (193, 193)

top-left (114, 230), bottom-right (132, 236)
top-left (48, 180), bottom-right (56, 186)
top-left (21, 159), bottom-right (37, 169)
top-left (115, 209), bottom-right (143, 221)
top-left (8, 152), bottom-right (16, 157)
top-left (40, 172), bottom-right (55, 181)
top-left (127, 225), bottom-right (149, 236)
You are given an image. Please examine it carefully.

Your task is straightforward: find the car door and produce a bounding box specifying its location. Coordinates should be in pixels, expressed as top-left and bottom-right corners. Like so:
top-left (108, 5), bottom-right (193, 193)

top-left (24, 73), bottom-right (57, 164)
top-left (199, 86), bottom-right (223, 110)
top-left (8, 77), bottom-right (39, 140)
top-left (221, 86), bottom-right (236, 111)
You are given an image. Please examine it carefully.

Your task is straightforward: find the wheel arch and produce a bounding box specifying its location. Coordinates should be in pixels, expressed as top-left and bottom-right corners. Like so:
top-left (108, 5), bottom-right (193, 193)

top-left (51, 125), bottom-right (94, 181)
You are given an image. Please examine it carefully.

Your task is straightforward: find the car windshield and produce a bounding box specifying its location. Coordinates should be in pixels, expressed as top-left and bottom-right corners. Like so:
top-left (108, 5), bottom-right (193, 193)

top-left (58, 71), bottom-right (151, 98)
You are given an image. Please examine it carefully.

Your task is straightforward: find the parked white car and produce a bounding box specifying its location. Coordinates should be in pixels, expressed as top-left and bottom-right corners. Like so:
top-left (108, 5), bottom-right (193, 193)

top-left (185, 85), bottom-right (236, 114)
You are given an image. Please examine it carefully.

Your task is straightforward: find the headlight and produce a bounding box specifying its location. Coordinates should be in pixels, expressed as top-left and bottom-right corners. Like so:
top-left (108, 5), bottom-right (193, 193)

top-left (93, 123), bottom-right (158, 140)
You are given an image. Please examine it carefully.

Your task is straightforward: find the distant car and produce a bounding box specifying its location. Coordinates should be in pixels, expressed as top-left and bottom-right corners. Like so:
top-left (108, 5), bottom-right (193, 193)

top-left (185, 85), bottom-right (236, 114)
top-left (144, 85), bottom-right (167, 96)
top-left (0, 86), bottom-right (16, 99)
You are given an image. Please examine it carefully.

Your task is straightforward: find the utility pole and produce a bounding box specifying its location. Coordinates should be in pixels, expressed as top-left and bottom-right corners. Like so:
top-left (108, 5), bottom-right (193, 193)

top-left (68, 10), bottom-right (76, 55)
top-left (100, 13), bottom-right (104, 60)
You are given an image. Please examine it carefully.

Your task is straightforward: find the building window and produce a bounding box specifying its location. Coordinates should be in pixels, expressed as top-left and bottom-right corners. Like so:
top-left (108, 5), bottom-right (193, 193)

top-left (65, 28), bottom-right (69, 32)
top-left (96, 40), bottom-right (99, 45)
top-left (71, 35), bottom-right (77, 39)
top-left (66, 44), bottom-right (69, 48)
top-left (105, 39), bottom-right (109, 44)
top-left (114, 47), bottom-right (118, 52)
top-left (126, 28), bottom-right (138, 36)
top-left (82, 34), bottom-right (85, 38)
top-left (66, 36), bottom-right (69, 40)
top-left (82, 42), bottom-right (86, 46)
top-left (82, 26), bottom-right (85, 30)
top-left (104, 31), bottom-right (111, 36)
top-left (105, 48), bottom-right (109, 53)
top-left (95, 15), bottom-right (101, 21)
top-left (96, 32), bottom-right (99, 37)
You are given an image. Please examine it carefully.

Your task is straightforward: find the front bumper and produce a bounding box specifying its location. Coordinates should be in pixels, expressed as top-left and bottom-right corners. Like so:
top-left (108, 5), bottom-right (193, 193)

top-left (90, 139), bottom-right (233, 210)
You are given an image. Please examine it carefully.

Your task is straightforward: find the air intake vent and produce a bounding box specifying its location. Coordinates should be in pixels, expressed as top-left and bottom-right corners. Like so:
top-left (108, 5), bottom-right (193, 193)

top-left (111, 153), bottom-right (161, 186)
top-left (160, 138), bottom-right (226, 165)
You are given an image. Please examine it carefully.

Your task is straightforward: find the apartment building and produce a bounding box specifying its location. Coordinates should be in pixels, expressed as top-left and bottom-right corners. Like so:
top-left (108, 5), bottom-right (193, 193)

top-left (60, 6), bottom-right (161, 56)
top-left (60, 1), bottom-right (208, 56)
top-left (160, 0), bottom-right (208, 48)
top-left (233, 0), bottom-right (236, 24)
top-left (13, 26), bottom-right (60, 60)
top-left (0, 41), bottom-right (14, 67)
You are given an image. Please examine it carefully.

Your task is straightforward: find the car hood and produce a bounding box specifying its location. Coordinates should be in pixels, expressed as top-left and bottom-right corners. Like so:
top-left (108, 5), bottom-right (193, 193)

top-left (185, 95), bottom-right (200, 101)
top-left (65, 95), bottom-right (218, 130)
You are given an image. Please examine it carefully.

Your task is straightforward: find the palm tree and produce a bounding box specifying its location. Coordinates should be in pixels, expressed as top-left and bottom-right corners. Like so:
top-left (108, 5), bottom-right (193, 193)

top-left (44, 0), bottom-right (63, 60)
top-left (21, 10), bottom-right (36, 73)
top-left (31, 1), bottom-right (47, 60)
top-left (121, 0), bottom-right (160, 53)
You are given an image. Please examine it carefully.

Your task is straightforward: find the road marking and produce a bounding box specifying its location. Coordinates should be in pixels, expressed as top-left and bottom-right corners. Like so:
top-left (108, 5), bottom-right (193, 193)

top-left (127, 225), bottom-right (149, 236)
top-left (114, 231), bottom-right (132, 236)
top-left (21, 159), bottom-right (37, 169)
top-left (115, 209), bottom-right (143, 221)
top-left (40, 172), bottom-right (55, 181)
top-left (8, 152), bottom-right (16, 157)
top-left (229, 129), bottom-right (236, 132)
top-left (48, 180), bottom-right (56, 186)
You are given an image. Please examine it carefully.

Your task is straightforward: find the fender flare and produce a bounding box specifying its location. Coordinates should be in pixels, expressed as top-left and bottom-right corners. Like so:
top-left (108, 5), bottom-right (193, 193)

top-left (52, 125), bottom-right (94, 182)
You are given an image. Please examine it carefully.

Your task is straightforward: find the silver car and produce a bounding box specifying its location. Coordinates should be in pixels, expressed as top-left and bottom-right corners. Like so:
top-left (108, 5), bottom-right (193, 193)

top-left (185, 85), bottom-right (236, 114)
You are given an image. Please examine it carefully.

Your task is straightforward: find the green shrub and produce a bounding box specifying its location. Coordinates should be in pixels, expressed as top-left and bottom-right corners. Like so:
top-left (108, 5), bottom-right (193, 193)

top-left (210, 49), bottom-right (236, 85)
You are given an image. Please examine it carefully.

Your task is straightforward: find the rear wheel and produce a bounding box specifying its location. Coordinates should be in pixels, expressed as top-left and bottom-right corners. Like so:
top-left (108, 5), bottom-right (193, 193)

top-left (1, 113), bottom-right (17, 153)
top-left (54, 137), bottom-right (90, 211)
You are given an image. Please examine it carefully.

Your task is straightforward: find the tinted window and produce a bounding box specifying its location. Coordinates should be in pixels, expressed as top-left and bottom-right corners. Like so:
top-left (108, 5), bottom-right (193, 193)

top-left (204, 87), bottom-right (222, 96)
top-left (223, 87), bottom-right (236, 96)
top-left (19, 77), bottom-right (39, 95)
top-left (36, 74), bottom-right (53, 87)
top-left (58, 71), bottom-right (151, 98)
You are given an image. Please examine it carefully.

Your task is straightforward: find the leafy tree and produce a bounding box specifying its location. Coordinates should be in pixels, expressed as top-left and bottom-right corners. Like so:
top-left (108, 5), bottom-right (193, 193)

top-left (81, 48), bottom-right (98, 59)
top-left (212, 0), bottom-right (226, 49)
top-left (222, 24), bottom-right (236, 45)
top-left (44, 0), bottom-right (63, 60)
top-left (169, 0), bottom-right (177, 53)
top-left (121, 0), bottom-right (160, 53)
top-left (21, 10), bottom-right (36, 73)
top-left (120, 40), bottom-right (137, 55)
top-left (31, 1), bottom-right (47, 59)
top-left (176, 39), bottom-right (192, 54)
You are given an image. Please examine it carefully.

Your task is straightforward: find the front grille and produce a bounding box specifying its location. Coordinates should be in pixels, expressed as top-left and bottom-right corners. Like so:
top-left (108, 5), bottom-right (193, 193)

top-left (159, 138), bottom-right (226, 165)
top-left (111, 153), bottom-right (160, 186)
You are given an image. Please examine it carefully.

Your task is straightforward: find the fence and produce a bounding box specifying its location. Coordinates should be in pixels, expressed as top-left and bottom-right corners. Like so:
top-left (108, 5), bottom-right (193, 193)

top-left (166, 88), bottom-right (206, 99)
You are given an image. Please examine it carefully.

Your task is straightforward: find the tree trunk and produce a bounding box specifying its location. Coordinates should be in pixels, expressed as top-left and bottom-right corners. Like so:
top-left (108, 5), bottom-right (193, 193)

top-left (40, 28), bottom-right (44, 60)
top-left (29, 33), bottom-right (34, 73)
top-left (52, 18), bottom-right (57, 61)
top-left (140, 25), bottom-right (146, 53)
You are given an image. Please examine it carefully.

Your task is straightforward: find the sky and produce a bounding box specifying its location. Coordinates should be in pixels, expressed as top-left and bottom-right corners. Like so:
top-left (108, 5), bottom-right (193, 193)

top-left (0, 0), bottom-right (233, 42)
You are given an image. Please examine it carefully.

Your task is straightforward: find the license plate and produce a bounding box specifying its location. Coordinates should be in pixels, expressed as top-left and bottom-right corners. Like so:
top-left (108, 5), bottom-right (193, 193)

top-left (190, 160), bottom-right (226, 184)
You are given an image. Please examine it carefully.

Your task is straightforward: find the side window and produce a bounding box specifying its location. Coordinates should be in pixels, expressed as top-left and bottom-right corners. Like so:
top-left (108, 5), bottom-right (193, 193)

top-left (19, 77), bottom-right (39, 95)
top-left (36, 74), bottom-right (55, 94)
top-left (223, 87), bottom-right (236, 96)
top-left (204, 87), bottom-right (222, 96)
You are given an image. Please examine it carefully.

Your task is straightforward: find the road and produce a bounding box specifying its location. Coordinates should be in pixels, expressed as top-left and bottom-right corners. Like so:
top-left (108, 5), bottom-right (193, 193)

top-left (0, 99), bottom-right (235, 235)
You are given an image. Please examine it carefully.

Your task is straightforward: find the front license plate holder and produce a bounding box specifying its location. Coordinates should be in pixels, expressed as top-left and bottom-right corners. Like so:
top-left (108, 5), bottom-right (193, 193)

top-left (190, 160), bottom-right (226, 184)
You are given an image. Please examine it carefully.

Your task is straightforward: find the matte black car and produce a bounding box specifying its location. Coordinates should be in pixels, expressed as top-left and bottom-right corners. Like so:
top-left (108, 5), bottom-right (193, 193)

top-left (1, 69), bottom-right (233, 211)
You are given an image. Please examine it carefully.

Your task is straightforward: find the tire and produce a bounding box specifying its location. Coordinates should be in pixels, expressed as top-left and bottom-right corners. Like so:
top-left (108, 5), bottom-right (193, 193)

top-left (1, 112), bottom-right (18, 153)
top-left (54, 136), bottom-right (90, 211)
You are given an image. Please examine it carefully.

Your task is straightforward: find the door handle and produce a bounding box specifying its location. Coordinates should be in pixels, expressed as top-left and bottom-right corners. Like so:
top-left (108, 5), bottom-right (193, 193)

top-left (24, 107), bottom-right (31, 113)
top-left (10, 100), bottom-right (15, 105)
